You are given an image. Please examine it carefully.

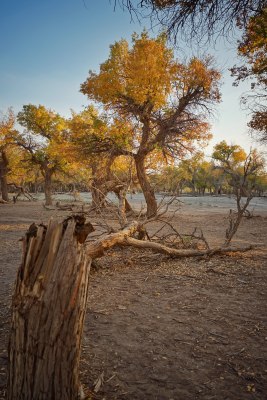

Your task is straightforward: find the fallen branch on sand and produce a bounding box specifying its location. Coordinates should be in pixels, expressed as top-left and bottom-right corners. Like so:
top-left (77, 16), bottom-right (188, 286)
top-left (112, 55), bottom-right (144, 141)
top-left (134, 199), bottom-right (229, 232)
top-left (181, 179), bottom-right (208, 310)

top-left (120, 237), bottom-right (261, 258)
top-left (85, 220), bottom-right (262, 260)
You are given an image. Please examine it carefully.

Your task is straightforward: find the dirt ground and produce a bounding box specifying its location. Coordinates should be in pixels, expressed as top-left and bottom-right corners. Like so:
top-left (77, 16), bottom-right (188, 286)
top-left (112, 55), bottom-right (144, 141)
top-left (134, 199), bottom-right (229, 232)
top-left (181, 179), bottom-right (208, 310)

top-left (0, 198), bottom-right (267, 399)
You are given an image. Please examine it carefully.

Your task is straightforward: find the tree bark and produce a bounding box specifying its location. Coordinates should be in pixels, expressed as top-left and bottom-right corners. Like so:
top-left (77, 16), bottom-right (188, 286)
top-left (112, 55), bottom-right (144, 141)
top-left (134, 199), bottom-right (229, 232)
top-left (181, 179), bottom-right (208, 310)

top-left (134, 154), bottom-right (157, 218)
top-left (113, 186), bottom-right (133, 214)
top-left (115, 187), bottom-right (128, 227)
top-left (8, 218), bottom-right (92, 400)
top-left (85, 221), bottom-right (139, 259)
top-left (44, 169), bottom-right (53, 206)
top-left (90, 162), bottom-right (108, 209)
top-left (91, 182), bottom-right (107, 209)
top-left (0, 150), bottom-right (9, 202)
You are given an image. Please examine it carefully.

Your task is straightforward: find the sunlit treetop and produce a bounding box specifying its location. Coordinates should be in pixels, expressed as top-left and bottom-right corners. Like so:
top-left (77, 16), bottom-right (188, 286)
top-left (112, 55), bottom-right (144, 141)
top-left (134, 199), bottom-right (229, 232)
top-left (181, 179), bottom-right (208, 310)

top-left (175, 57), bottom-right (221, 101)
top-left (16, 104), bottom-right (71, 173)
top-left (81, 31), bottom-right (178, 113)
top-left (212, 140), bottom-right (247, 165)
top-left (17, 104), bottom-right (66, 142)
top-left (0, 108), bottom-right (18, 148)
top-left (81, 32), bottom-right (221, 122)
top-left (212, 140), bottom-right (266, 189)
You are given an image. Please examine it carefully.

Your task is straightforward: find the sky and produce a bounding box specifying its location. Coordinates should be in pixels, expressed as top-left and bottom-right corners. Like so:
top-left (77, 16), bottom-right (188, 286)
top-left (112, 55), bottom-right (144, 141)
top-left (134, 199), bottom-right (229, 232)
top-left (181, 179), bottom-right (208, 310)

top-left (0, 0), bottom-right (261, 156)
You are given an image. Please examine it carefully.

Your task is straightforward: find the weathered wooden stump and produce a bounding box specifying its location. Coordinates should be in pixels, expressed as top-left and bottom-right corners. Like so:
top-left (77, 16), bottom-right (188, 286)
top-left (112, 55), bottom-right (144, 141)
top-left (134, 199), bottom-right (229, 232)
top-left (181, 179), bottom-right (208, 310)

top-left (8, 217), bottom-right (93, 400)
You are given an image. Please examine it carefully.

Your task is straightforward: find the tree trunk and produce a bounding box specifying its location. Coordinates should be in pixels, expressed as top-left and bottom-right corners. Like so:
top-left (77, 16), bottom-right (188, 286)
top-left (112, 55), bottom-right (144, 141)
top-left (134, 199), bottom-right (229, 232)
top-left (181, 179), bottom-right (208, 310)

top-left (0, 174), bottom-right (9, 202)
top-left (8, 217), bottom-right (92, 400)
top-left (90, 161), bottom-right (108, 209)
top-left (134, 154), bottom-right (157, 218)
top-left (44, 169), bottom-right (53, 206)
top-left (224, 192), bottom-right (253, 246)
top-left (124, 197), bottom-right (133, 212)
top-left (0, 150), bottom-right (9, 202)
top-left (116, 188), bottom-right (128, 227)
top-left (91, 181), bottom-right (107, 209)
top-left (113, 187), bottom-right (133, 213)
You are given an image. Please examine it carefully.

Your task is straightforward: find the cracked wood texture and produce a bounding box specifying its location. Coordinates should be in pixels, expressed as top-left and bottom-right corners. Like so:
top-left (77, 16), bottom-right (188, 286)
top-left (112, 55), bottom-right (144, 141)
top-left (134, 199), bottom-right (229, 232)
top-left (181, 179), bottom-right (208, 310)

top-left (8, 218), bottom-right (91, 400)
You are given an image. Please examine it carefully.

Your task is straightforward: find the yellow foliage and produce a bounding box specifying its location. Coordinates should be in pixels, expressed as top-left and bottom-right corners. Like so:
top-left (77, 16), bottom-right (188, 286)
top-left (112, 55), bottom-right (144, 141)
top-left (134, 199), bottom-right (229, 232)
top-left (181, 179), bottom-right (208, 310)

top-left (0, 108), bottom-right (17, 149)
top-left (212, 140), bottom-right (247, 165)
top-left (81, 32), bottom-right (177, 112)
top-left (177, 57), bottom-right (221, 101)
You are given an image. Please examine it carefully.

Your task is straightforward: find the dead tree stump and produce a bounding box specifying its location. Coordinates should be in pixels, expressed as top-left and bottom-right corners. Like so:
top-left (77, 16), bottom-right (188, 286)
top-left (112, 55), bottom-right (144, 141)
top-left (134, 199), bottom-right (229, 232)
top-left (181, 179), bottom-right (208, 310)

top-left (8, 217), bottom-right (93, 400)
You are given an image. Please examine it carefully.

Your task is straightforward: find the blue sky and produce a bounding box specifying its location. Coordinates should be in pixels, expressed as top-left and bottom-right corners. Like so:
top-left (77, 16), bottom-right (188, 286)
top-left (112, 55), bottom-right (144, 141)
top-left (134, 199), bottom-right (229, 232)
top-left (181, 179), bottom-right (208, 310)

top-left (0, 0), bottom-right (260, 155)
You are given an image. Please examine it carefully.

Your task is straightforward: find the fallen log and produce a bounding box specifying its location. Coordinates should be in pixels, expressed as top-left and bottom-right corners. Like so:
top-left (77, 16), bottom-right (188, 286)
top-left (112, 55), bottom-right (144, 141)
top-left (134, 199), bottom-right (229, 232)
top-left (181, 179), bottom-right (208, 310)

top-left (122, 237), bottom-right (262, 257)
top-left (85, 223), bottom-right (263, 259)
top-left (85, 221), bottom-right (140, 259)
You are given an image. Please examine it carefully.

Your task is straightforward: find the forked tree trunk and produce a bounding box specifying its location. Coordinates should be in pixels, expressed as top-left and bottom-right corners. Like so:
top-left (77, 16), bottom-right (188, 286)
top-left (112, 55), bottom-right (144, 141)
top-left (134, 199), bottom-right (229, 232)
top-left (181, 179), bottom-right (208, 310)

top-left (8, 217), bottom-right (93, 400)
top-left (91, 182), bottom-right (107, 209)
top-left (134, 154), bottom-right (157, 218)
top-left (90, 161), bottom-right (110, 209)
top-left (116, 188), bottom-right (128, 227)
top-left (224, 191), bottom-right (253, 246)
top-left (113, 187), bottom-right (133, 214)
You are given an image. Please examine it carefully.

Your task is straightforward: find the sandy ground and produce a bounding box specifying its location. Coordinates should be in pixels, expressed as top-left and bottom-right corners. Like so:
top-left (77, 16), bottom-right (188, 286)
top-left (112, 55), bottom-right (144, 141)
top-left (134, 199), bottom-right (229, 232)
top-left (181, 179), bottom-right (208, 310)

top-left (0, 196), bottom-right (267, 399)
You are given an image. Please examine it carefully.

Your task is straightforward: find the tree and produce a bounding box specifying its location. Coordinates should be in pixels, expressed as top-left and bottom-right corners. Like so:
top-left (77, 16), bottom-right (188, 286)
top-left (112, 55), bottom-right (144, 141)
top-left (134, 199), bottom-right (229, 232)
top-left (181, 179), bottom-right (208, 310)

top-left (208, 167), bottom-right (226, 195)
top-left (68, 107), bottom-right (134, 211)
top-left (212, 141), bottom-right (265, 243)
top-left (117, 0), bottom-right (265, 43)
top-left (17, 104), bottom-right (69, 205)
top-left (0, 108), bottom-right (18, 202)
top-left (81, 32), bottom-right (221, 217)
top-left (231, 8), bottom-right (267, 143)
top-left (69, 106), bottom-right (111, 207)
top-left (193, 159), bottom-right (214, 195)
top-left (5, 146), bottom-right (37, 197)
top-left (118, 1), bottom-right (266, 146)
top-left (212, 140), bottom-right (247, 164)
top-left (176, 152), bottom-right (207, 194)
